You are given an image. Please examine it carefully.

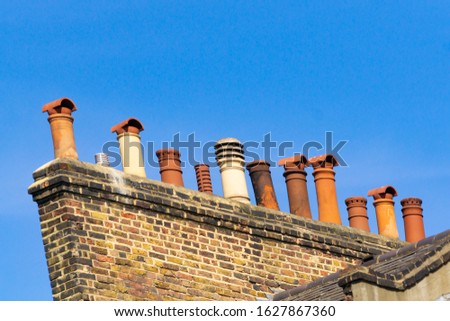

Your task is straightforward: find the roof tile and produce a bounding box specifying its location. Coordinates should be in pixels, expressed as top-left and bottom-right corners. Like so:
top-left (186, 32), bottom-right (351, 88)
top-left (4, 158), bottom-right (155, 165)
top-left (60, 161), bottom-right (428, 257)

top-left (274, 229), bottom-right (450, 301)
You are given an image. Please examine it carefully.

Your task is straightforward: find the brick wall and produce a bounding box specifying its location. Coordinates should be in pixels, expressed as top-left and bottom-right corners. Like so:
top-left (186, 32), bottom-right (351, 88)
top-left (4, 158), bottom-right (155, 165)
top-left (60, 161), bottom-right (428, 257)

top-left (28, 159), bottom-right (405, 301)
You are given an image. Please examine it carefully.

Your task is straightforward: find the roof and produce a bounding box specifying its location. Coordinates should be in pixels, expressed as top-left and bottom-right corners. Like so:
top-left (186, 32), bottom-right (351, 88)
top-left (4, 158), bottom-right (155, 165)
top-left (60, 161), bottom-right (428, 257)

top-left (273, 270), bottom-right (347, 301)
top-left (274, 229), bottom-right (450, 301)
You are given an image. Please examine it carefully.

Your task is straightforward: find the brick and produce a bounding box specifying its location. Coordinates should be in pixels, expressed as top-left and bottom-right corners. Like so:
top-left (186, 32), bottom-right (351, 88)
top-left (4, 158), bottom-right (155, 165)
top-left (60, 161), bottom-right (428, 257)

top-left (115, 258), bottom-right (131, 266)
top-left (216, 254), bottom-right (230, 262)
top-left (91, 246), bottom-right (108, 255)
top-left (88, 232), bottom-right (106, 240)
top-left (219, 262), bottom-right (235, 270)
top-left (90, 212), bottom-right (106, 220)
top-left (97, 255), bottom-right (114, 263)
top-left (199, 250), bottom-right (214, 258)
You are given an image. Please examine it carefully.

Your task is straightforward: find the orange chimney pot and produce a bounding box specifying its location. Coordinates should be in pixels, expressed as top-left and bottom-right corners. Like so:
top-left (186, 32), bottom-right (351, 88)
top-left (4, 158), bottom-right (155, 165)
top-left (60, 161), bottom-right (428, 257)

top-left (345, 196), bottom-right (370, 232)
top-left (42, 97), bottom-right (78, 160)
top-left (310, 154), bottom-right (342, 224)
top-left (401, 197), bottom-right (425, 243)
top-left (368, 185), bottom-right (399, 239)
top-left (246, 160), bottom-right (280, 210)
top-left (278, 155), bottom-right (312, 218)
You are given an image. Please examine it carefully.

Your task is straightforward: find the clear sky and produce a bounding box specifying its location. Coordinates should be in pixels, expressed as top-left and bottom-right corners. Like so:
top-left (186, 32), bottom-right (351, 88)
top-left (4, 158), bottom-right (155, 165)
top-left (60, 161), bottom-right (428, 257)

top-left (1, 1), bottom-right (449, 300)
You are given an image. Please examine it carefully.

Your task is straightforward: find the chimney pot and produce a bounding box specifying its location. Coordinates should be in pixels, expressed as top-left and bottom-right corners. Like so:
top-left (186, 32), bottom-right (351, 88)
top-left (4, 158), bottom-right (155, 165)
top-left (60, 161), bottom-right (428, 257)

top-left (401, 197), bottom-right (425, 243)
top-left (368, 185), bottom-right (399, 239)
top-left (95, 153), bottom-right (110, 167)
top-left (310, 154), bottom-right (342, 224)
top-left (214, 138), bottom-right (250, 203)
top-left (156, 148), bottom-right (184, 187)
top-left (111, 118), bottom-right (146, 178)
top-left (42, 97), bottom-right (78, 160)
top-left (246, 160), bottom-right (280, 210)
top-left (345, 196), bottom-right (370, 232)
top-left (194, 164), bottom-right (213, 194)
top-left (278, 155), bottom-right (312, 218)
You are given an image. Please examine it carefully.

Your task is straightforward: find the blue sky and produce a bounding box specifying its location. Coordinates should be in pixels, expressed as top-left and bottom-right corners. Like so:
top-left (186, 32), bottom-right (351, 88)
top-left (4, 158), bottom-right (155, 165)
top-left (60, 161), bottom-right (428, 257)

top-left (1, 1), bottom-right (449, 300)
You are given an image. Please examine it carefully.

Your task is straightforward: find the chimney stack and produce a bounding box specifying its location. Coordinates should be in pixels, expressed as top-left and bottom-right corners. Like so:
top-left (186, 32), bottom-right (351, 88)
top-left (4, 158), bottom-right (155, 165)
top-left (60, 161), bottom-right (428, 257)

top-left (246, 160), bottom-right (280, 210)
top-left (111, 118), bottom-right (146, 178)
top-left (214, 138), bottom-right (250, 204)
top-left (401, 197), bottom-right (425, 243)
top-left (278, 155), bottom-right (312, 218)
top-left (310, 154), bottom-right (342, 224)
top-left (368, 185), bottom-right (399, 239)
top-left (345, 196), bottom-right (370, 232)
top-left (194, 164), bottom-right (213, 194)
top-left (42, 97), bottom-right (78, 160)
top-left (156, 148), bottom-right (184, 187)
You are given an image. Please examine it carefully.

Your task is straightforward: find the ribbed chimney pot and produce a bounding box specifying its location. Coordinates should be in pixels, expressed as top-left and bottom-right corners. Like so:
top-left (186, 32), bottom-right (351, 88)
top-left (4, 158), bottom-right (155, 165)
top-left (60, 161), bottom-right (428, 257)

top-left (368, 185), bottom-right (399, 239)
top-left (278, 155), bottom-right (312, 218)
top-left (246, 160), bottom-right (279, 210)
top-left (111, 118), bottom-right (146, 178)
top-left (401, 197), bottom-right (425, 243)
top-left (194, 164), bottom-right (213, 194)
top-left (345, 196), bottom-right (370, 232)
top-left (156, 148), bottom-right (184, 187)
top-left (214, 138), bottom-right (250, 204)
top-left (310, 154), bottom-right (342, 224)
top-left (95, 153), bottom-right (110, 167)
top-left (42, 97), bottom-right (78, 160)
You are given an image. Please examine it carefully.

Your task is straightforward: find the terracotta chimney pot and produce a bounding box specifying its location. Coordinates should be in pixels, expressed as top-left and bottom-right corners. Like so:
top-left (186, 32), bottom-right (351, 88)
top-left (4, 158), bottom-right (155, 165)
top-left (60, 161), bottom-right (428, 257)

top-left (278, 155), bottom-right (312, 218)
top-left (246, 160), bottom-right (280, 210)
top-left (345, 196), bottom-right (370, 232)
top-left (42, 97), bottom-right (78, 160)
top-left (156, 148), bottom-right (184, 187)
top-left (309, 154), bottom-right (342, 224)
top-left (111, 118), bottom-right (146, 178)
top-left (368, 185), bottom-right (399, 239)
top-left (214, 138), bottom-right (250, 204)
top-left (194, 164), bottom-right (213, 194)
top-left (401, 197), bottom-right (425, 243)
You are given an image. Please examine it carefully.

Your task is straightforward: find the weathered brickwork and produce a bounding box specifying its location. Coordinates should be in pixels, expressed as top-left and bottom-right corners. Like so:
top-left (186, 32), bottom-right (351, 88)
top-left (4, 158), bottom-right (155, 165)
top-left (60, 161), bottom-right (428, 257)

top-left (28, 159), bottom-right (406, 301)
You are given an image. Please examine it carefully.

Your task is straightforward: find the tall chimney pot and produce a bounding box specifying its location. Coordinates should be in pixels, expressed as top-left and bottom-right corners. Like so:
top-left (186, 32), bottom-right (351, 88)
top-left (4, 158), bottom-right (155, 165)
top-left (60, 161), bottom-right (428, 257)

top-left (278, 155), bottom-right (312, 218)
top-left (111, 118), bottom-right (146, 178)
top-left (401, 197), bottom-right (425, 243)
top-left (310, 154), bottom-right (342, 224)
top-left (214, 138), bottom-right (250, 204)
top-left (246, 160), bottom-right (279, 210)
top-left (345, 196), bottom-right (370, 232)
top-left (42, 97), bottom-right (78, 160)
top-left (368, 185), bottom-right (399, 239)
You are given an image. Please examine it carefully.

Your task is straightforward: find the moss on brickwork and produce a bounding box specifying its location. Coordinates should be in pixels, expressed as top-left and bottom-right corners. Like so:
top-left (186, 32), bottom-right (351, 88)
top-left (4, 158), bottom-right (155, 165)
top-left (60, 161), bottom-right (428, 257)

top-left (29, 159), bottom-right (406, 301)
